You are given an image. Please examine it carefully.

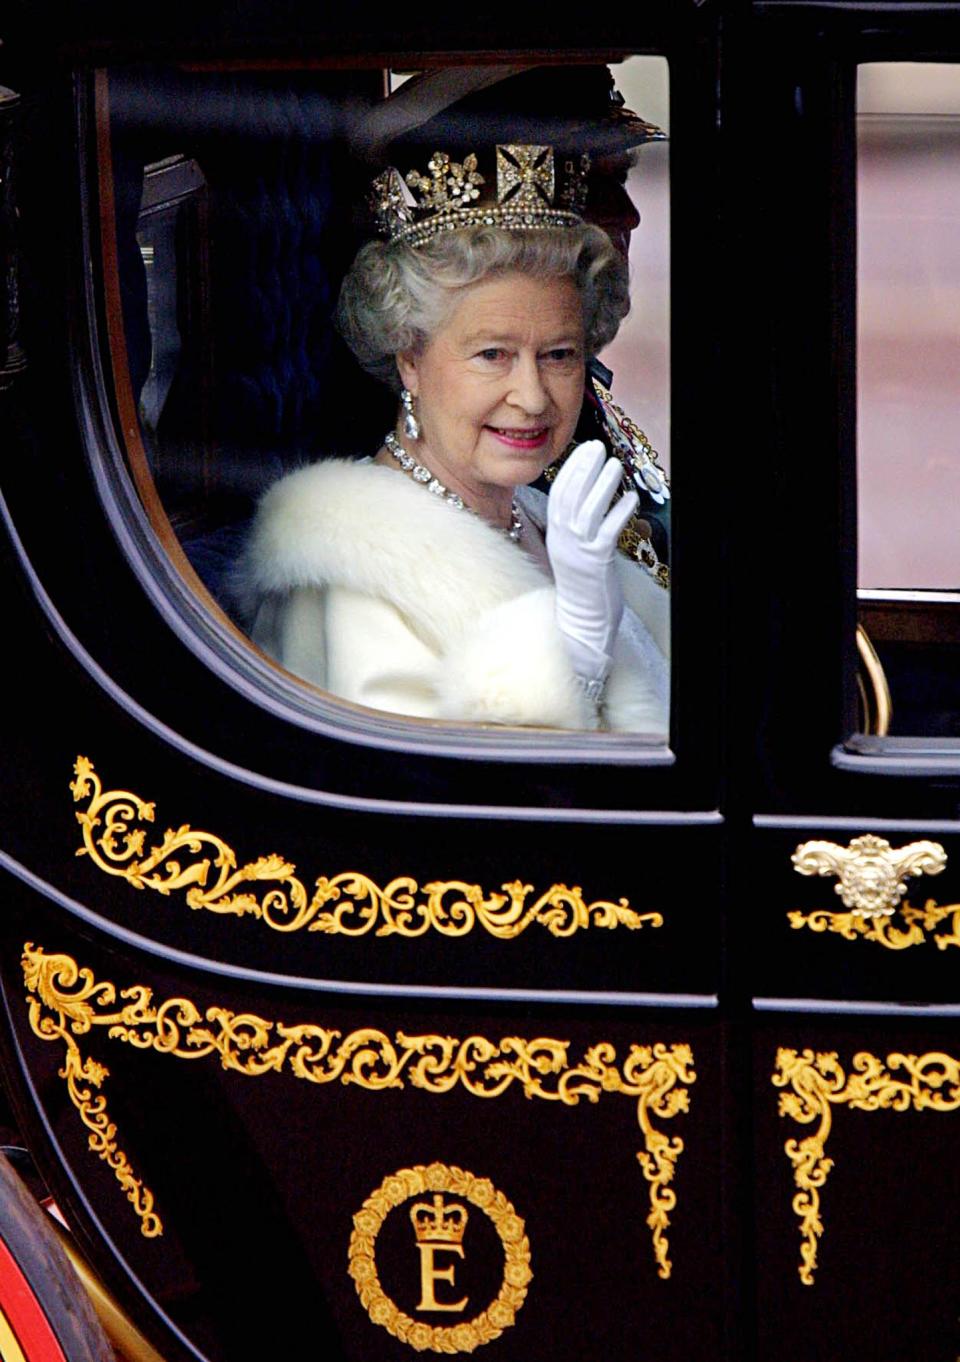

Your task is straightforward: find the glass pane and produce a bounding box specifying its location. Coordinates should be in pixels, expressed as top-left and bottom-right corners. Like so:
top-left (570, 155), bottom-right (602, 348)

top-left (857, 63), bottom-right (960, 736)
top-left (103, 58), bottom-right (671, 738)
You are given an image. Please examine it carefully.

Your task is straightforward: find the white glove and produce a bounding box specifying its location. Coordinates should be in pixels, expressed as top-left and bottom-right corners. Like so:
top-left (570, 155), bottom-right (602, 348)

top-left (546, 440), bottom-right (639, 683)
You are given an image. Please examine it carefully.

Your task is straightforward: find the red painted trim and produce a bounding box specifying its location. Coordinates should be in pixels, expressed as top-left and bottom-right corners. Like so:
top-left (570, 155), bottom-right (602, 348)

top-left (0, 1235), bottom-right (69, 1362)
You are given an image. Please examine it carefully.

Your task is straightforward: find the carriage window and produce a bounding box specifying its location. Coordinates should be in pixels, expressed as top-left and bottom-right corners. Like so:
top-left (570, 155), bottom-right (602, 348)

top-left (101, 57), bottom-right (670, 741)
top-left (857, 63), bottom-right (960, 737)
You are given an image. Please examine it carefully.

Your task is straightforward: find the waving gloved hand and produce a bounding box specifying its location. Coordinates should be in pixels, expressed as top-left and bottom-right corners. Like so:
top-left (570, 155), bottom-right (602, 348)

top-left (546, 440), bottom-right (638, 685)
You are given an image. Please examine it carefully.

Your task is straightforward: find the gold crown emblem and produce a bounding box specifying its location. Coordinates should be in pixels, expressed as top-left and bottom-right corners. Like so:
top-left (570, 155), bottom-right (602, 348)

top-left (371, 143), bottom-right (589, 248)
top-left (409, 1195), bottom-right (469, 1245)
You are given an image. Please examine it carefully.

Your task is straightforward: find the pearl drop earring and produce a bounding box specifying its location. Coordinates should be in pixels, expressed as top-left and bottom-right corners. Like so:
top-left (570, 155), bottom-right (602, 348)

top-left (401, 388), bottom-right (420, 441)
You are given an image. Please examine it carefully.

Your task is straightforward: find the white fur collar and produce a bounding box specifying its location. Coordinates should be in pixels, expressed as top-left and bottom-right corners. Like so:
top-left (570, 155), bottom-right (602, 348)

top-left (240, 458), bottom-right (550, 651)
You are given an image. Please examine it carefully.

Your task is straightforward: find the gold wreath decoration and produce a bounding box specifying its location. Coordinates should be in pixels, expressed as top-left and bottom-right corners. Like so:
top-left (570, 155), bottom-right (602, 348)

top-left (23, 943), bottom-right (693, 1275)
top-left (348, 1162), bottom-right (531, 1353)
top-left (70, 757), bottom-right (661, 940)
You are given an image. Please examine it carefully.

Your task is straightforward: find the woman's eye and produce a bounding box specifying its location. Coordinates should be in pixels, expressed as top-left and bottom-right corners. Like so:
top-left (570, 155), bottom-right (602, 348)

top-left (476, 347), bottom-right (507, 362)
top-left (543, 348), bottom-right (579, 364)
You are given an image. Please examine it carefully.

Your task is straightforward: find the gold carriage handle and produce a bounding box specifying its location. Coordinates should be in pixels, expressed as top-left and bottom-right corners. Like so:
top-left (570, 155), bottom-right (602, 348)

top-left (791, 835), bottom-right (947, 919)
top-left (855, 623), bottom-right (892, 736)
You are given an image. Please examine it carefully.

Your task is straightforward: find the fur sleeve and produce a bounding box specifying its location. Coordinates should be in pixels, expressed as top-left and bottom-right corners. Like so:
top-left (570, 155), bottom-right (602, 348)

top-left (258, 582), bottom-right (665, 733)
top-left (434, 587), bottom-right (598, 730)
top-left (604, 636), bottom-right (669, 734)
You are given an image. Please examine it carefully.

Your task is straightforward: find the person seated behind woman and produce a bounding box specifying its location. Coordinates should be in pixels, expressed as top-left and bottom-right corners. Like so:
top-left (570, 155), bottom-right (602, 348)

top-left (240, 144), bottom-right (668, 732)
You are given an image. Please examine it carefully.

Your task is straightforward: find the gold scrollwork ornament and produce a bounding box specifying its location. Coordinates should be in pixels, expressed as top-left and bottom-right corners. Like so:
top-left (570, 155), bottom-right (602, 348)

top-left (774, 1047), bottom-right (960, 1284)
top-left (348, 1163), bottom-right (531, 1353)
top-left (23, 944), bottom-right (693, 1275)
top-left (21, 948), bottom-right (162, 1238)
top-left (70, 756), bottom-right (661, 940)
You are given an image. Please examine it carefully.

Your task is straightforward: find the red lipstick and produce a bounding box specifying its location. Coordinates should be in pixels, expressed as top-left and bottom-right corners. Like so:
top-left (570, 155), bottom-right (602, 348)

top-left (487, 426), bottom-right (550, 450)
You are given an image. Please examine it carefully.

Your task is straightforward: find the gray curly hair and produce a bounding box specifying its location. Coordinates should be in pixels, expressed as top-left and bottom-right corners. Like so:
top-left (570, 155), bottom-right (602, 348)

top-left (336, 225), bottom-right (629, 391)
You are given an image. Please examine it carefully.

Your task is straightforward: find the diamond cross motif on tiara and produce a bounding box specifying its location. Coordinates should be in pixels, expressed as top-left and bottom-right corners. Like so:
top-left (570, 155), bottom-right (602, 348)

top-left (406, 152), bottom-right (484, 211)
top-left (496, 145), bottom-right (555, 211)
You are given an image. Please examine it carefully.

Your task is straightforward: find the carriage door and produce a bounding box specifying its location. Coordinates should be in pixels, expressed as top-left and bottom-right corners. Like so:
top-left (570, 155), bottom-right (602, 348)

top-left (0, 11), bottom-right (739, 1362)
top-left (744, 6), bottom-right (960, 1358)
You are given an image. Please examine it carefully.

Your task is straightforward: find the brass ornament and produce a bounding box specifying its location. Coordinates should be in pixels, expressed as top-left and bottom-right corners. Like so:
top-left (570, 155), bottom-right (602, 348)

top-left (22, 944), bottom-right (693, 1275)
top-left (791, 835), bottom-right (947, 918)
top-left (789, 835), bottom-right (956, 951)
top-left (347, 1162), bottom-right (531, 1353)
top-left (774, 1047), bottom-right (960, 1284)
top-left (70, 756), bottom-right (661, 940)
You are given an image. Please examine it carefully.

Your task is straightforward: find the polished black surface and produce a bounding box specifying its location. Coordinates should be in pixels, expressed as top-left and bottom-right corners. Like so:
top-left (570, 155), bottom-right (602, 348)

top-left (2, 6), bottom-right (960, 1361)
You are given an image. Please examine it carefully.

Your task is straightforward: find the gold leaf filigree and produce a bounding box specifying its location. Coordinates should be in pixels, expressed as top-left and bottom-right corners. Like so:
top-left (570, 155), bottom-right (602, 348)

top-left (23, 944), bottom-right (693, 1273)
top-left (348, 1162), bottom-right (531, 1353)
top-left (773, 1047), bottom-right (960, 1284)
top-left (23, 945), bottom-right (163, 1238)
top-left (788, 897), bottom-right (960, 954)
top-left (71, 757), bottom-right (661, 940)
top-left (787, 907), bottom-right (929, 951)
top-left (915, 900), bottom-right (960, 950)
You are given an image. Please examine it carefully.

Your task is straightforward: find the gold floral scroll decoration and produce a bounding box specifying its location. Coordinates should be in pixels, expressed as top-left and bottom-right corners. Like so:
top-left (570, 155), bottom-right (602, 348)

top-left (70, 756), bottom-right (661, 940)
top-left (23, 944), bottom-right (694, 1276)
top-left (788, 899), bottom-right (960, 953)
top-left (773, 1047), bottom-right (960, 1284)
top-left (348, 1162), bottom-right (531, 1353)
top-left (21, 948), bottom-right (162, 1238)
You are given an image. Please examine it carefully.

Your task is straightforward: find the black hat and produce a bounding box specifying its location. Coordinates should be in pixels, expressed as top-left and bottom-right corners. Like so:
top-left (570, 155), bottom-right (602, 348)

top-left (354, 65), bottom-right (665, 164)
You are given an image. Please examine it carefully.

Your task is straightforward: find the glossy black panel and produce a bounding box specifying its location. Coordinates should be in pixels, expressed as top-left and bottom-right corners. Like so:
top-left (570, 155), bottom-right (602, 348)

top-left (748, 823), bottom-right (960, 1005)
top-left (754, 1013), bottom-right (960, 1362)
top-left (0, 887), bottom-right (726, 1362)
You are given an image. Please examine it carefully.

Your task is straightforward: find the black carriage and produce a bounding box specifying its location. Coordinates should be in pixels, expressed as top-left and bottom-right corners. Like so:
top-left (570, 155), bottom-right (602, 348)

top-left (2, 6), bottom-right (960, 1360)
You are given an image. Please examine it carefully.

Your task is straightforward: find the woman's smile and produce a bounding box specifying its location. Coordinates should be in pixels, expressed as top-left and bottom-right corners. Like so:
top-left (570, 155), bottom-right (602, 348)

top-left (485, 425), bottom-right (551, 450)
top-left (394, 272), bottom-right (586, 528)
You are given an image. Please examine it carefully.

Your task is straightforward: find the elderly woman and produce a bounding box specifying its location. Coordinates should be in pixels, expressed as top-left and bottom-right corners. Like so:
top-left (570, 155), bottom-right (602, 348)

top-left (242, 142), bottom-right (668, 731)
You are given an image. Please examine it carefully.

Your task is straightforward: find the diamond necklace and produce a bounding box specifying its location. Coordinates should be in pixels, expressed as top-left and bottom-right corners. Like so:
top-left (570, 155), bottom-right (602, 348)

top-left (383, 431), bottom-right (523, 543)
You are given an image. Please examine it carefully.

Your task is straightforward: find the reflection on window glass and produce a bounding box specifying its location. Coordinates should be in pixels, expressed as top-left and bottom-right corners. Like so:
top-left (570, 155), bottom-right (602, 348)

top-left (857, 64), bottom-right (960, 736)
top-left (107, 59), bottom-right (671, 735)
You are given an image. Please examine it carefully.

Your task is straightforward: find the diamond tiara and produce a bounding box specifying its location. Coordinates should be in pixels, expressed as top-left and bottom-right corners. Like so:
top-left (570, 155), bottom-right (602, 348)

top-left (370, 143), bottom-right (590, 248)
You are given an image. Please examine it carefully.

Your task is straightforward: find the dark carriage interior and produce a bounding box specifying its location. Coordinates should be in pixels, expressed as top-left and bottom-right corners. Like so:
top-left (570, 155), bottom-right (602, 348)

top-left (108, 66), bottom-right (393, 607)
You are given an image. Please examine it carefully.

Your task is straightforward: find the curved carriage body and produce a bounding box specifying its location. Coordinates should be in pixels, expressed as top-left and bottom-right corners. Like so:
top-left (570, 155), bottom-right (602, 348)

top-left (2, 7), bottom-right (960, 1360)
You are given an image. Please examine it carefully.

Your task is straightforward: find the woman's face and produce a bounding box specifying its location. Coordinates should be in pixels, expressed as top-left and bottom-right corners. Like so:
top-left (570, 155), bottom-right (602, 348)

top-left (396, 272), bottom-right (585, 509)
